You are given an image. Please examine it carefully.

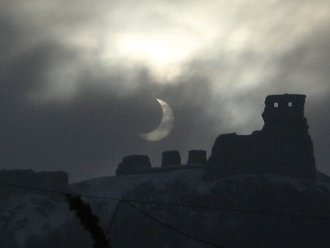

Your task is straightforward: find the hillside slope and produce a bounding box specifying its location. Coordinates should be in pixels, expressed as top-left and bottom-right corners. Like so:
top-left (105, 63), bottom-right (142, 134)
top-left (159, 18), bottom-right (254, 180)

top-left (1, 169), bottom-right (330, 248)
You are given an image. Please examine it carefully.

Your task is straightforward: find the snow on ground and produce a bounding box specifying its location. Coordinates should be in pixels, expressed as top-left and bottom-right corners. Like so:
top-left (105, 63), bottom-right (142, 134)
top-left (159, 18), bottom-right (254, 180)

top-left (0, 193), bottom-right (69, 247)
top-left (1, 168), bottom-right (330, 248)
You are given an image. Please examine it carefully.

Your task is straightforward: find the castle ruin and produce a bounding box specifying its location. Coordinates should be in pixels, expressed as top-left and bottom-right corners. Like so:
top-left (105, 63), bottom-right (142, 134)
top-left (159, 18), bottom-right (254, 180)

top-left (116, 94), bottom-right (316, 179)
top-left (207, 94), bottom-right (316, 179)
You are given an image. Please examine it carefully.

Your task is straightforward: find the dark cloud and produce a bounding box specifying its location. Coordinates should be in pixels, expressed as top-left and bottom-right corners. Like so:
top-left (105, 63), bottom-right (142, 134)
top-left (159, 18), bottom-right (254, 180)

top-left (0, 33), bottom-right (218, 181)
top-left (0, 0), bottom-right (224, 182)
top-left (0, 0), bottom-right (329, 181)
top-left (0, 71), bottom-right (218, 182)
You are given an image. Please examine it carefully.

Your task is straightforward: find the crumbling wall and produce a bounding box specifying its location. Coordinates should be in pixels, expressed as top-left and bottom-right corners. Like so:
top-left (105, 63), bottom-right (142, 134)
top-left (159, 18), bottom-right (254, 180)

top-left (116, 155), bottom-right (152, 175)
top-left (206, 94), bottom-right (316, 179)
top-left (161, 150), bottom-right (181, 167)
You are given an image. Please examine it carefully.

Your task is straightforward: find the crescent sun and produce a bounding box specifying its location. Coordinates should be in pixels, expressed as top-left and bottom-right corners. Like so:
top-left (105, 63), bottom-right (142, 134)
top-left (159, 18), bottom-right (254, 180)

top-left (138, 99), bottom-right (174, 141)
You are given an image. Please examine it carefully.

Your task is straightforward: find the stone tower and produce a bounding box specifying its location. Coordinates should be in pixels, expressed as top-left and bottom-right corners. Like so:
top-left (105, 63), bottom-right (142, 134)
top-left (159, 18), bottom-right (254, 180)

top-left (187, 150), bottom-right (207, 165)
top-left (262, 94), bottom-right (307, 133)
top-left (207, 94), bottom-right (316, 179)
top-left (161, 150), bottom-right (181, 167)
top-left (261, 94), bottom-right (316, 178)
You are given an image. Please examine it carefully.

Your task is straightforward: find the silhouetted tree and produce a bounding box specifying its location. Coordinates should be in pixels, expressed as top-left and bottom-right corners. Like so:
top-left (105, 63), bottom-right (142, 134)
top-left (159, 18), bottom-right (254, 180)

top-left (65, 194), bottom-right (111, 248)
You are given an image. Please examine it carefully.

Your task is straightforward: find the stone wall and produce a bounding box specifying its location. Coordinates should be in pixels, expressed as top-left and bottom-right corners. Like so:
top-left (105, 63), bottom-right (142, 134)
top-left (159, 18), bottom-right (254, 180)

top-left (206, 94), bottom-right (316, 179)
top-left (161, 150), bottom-right (181, 167)
top-left (187, 150), bottom-right (207, 165)
top-left (116, 155), bottom-right (152, 175)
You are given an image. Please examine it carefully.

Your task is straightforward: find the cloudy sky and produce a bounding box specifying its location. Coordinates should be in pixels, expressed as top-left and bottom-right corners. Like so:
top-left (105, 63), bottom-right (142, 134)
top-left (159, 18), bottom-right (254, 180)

top-left (1, 0), bottom-right (329, 182)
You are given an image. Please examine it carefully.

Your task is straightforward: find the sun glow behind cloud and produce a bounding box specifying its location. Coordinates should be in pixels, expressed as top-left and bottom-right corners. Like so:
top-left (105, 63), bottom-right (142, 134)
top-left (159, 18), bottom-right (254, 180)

top-left (108, 32), bottom-right (205, 80)
top-left (2, 0), bottom-right (330, 181)
top-left (8, 0), bottom-right (330, 101)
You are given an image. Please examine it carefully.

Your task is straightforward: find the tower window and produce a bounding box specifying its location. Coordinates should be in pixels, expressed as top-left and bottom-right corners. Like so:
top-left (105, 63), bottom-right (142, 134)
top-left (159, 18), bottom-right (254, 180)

top-left (288, 102), bottom-right (293, 107)
top-left (274, 102), bottom-right (279, 108)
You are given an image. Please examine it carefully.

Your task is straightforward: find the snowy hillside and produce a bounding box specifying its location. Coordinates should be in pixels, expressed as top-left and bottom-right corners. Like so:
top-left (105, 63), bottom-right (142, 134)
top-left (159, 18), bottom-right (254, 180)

top-left (1, 169), bottom-right (330, 248)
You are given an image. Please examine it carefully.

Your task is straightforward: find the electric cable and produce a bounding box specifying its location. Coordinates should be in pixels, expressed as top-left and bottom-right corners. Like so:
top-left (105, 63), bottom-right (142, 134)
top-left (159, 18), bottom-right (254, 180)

top-left (1, 181), bottom-right (330, 220)
top-left (123, 200), bottom-right (223, 248)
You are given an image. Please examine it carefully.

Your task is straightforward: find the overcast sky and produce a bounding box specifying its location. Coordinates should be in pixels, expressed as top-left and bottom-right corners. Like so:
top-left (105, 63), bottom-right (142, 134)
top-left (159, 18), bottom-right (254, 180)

top-left (1, 0), bottom-right (329, 182)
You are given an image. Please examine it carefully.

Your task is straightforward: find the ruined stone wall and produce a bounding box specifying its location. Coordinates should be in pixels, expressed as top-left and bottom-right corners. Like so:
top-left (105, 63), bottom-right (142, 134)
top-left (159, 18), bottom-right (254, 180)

top-left (116, 155), bottom-right (152, 175)
top-left (116, 150), bottom-right (206, 175)
top-left (206, 94), bottom-right (316, 179)
top-left (187, 150), bottom-right (207, 165)
top-left (161, 150), bottom-right (181, 167)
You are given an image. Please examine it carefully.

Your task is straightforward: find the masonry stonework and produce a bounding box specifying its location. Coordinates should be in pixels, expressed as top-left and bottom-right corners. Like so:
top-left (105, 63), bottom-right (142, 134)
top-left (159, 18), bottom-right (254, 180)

top-left (207, 94), bottom-right (316, 179)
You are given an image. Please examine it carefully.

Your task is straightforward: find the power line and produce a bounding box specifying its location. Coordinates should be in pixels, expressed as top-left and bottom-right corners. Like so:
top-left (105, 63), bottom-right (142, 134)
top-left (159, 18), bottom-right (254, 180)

top-left (104, 200), bottom-right (122, 236)
top-left (77, 194), bottom-right (330, 221)
top-left (1, 181), bottom-right (330, 220)
top-left (0, 181), bottom-right (66, 196)
top-left (123, 200), bottom-right (223, 248)
top-left (1, 181), bottom-right (222, 247)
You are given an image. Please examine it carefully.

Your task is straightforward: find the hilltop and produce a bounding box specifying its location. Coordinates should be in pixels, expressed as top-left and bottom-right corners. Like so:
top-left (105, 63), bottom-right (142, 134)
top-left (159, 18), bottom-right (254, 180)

top-left (1, 169), bottom-right (330, 248)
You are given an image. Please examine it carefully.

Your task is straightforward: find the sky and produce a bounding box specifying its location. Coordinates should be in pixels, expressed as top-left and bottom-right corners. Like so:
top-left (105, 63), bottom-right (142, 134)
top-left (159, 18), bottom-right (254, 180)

top-left (1, 0), bottom-right (329, 182)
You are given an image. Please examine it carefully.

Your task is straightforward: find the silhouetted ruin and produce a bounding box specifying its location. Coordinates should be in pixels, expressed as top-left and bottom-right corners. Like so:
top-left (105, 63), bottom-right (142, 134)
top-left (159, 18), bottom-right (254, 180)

top-left (187, 150), bottom-right (207, 165)
top-left (161, 150), bottom-right (181, 167)
top-left (116, 94), bottom-right (316, 179)
top-left (116, 150), bottom-right (205, 175)
top-left (116, 155), bottom-right (152, 175)
top-left (207, 94), bottom-right (316, 179)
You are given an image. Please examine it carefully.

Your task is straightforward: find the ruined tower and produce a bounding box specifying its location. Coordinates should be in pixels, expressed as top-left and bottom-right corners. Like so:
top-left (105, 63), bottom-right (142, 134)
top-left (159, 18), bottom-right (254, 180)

top-left (262, 94), bottom-right (308, 133)
top-left (207, 94), bottom-right (316, 179)
top-left (187, 150), bottom-right (207, 165)
top-left (161, 150), bottom-right (181, 167)
top-left (116, 155), bottom-right (152, 175)
top-left (261, 94), bottom-right (316, 178)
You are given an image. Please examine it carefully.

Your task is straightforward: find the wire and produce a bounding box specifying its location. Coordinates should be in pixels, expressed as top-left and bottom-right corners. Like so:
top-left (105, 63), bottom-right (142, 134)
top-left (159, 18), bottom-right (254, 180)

top-left (104, 200), bottom-right (122, 236)
top-left (0, 181), bottom-right (66, 196)
top-left (1, 181), bottom-right (330, 220)
top-left (1, 181), bottom-right (223, 247)
top-left (80, 194), bottom-right (330, 221)
top-left (123, 200), bottom-right (223, 248)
